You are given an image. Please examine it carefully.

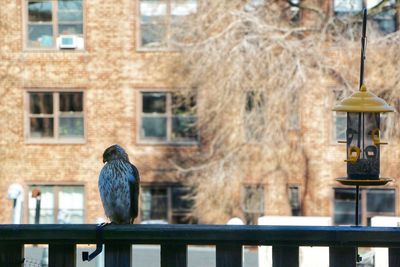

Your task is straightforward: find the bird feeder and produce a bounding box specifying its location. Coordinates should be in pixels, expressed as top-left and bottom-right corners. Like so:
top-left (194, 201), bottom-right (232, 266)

top-left (333, 85), bottom-right (394, 181)
top-left (334, 9), bottom-right (394, 186)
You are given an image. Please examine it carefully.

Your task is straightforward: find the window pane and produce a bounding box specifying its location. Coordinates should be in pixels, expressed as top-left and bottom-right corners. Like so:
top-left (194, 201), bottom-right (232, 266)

top-left (245, 91), bottom-right (266, 142)
top-left (30, 92), bottom-right (53, 114)
top-left (141, 188), bottom-right (168, 221)
top-left (30, 118), bottom-right (54, 137)
top-left (334, 213), bottom-right (356, 226)
top-left (28, 1), bottom-right (53, 22)
top-left (380, 114), bottom-right (389, 140)
top-left (366, 189), bottom-right (395, 213)
top-left (141, 117), bottom-right (167, 139)
top-left (367, 0), bottom-right (391, 9)
top-left (172, 116), bottom-right (197, 140)
top-left (334, 0), bottom-right (362, 12)
top-left (28, 25), bottom-right (54, 48)
top-left (243, 186), bottom-right (264, 213)
top-left (58, 12), bottom-right (83, 23)
top-left (28, 186), bottom-right (55, 224)
top-left (58, 0), bottom-right (82, 11)
top-left (58, 186), bottom-right (84, 223)
top-left (335, 112), bottom-right (346, 140)
top-left (334, 188), bottom-right (361, 225)
top-left (141, 24), bottom-right (167, 48)
top-left (375, 17), bottom-right (396, 34)
top-left (58, 0), bottom-right (83, 24)
top-left (246, 91), bottom-right (265, 112)
top-left (172, 187), bottom-right (193, 212)
top-left (289, 186), bottom-right (301, 216)
top-left (171, 0), bottom-right (197, 16)
top-left (172, 94), bottom-right (196, 115)
top-left (59, 117), bottom-right (84, 137)
top-left (243, 186), bottom-right (264, 225)
top-left (170, 0), bottom-right (196, 43)
top-left (140, 1), bottom-right (167, 19)
top-left (60, 92), bottom-right (83, 112)
top-left (244, 113), bottom-right (265, 142)
top-left (58, 24), bottom-right (83, 35)
top-left (142, 93), bottom-right (166, 113)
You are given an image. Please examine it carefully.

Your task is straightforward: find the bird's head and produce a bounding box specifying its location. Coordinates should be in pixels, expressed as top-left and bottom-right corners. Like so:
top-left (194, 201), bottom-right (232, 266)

top-left (102, 144), bottom-right (129, 163)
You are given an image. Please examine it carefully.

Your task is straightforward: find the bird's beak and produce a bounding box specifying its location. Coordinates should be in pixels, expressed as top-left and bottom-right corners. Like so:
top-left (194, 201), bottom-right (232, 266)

top-left (103, 158), bottom-right (106, 164)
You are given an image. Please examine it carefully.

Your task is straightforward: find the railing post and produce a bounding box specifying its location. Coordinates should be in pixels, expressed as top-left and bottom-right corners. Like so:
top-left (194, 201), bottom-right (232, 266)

top-left (329, 247), bottom-right (356, 267)
top-left (389, 247), bottom-right (400, 267)
top-left (161, 243), bottom-right (187, 267)
top-left (0, 243), bottom-right (23, 267)
top-left (216, 244), bottom-right (242, 267)
top-left (272, 246), bottom-right (298, 267)
top-left (49, 243), bottom-right (76, 267)
top-left (105, 243), bottom-right (131, 267)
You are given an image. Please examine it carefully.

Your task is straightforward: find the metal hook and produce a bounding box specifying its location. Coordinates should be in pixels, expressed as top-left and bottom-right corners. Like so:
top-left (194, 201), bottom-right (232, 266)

top-left (82, 222), bottom-right (108, 262)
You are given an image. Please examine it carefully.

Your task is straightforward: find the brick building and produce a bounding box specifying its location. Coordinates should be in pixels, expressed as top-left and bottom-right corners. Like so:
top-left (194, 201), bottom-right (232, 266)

top-left (0, 0), bottom-right (399, 225)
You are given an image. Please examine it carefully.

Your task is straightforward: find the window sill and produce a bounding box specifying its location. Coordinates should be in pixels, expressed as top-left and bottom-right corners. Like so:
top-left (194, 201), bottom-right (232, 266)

top-left (25, 138), bottom-right (86, 145)
top-left (330, 140), bottom-right (346, 146)
top-left (23, 48), bottom-right (87, 54)
top-left (136, 47), bottom-right (181, 53)
top-left (137, 139), bottom-right (199, 146)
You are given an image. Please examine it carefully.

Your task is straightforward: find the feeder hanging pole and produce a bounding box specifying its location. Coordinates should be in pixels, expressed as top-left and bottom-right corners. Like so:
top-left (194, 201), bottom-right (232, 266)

top-left (359, 8), bottom-right (367, 90)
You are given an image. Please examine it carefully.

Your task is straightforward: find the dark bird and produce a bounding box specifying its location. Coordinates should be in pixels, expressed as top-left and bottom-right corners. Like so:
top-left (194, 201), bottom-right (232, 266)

top-left (99, 144), bottom-right (140, 224)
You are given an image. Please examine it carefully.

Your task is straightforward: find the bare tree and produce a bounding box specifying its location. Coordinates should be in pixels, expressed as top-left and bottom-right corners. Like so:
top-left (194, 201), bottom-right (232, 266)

top-left (165, 0), bottom-right (400, 224)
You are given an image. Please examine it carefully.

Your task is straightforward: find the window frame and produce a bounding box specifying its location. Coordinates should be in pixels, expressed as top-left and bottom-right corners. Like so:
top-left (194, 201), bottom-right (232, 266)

top-left (288, 185), bottom-right (301, 216)
top-left (242, 184), bottom-right (265, 225)
top-left (332, 0), bottom-right (397, 33)
top-left (25, 182), bottom-right (86, 224)
top-left (333, 187), bottom-right (396, 226)
top-left (23, 0), bottom-right (86, 51)
top-left (137, 89), bottom-right (198, 145)
top-left (24, 89), bottom-right (86, 144)
top-left (140, 183), bottom-right (194, 224)
top-left (331, 89), bottom-right (347, 144)
top-left (243, 91), bottom-right (267, 144)
top-left (136, 0), bottom-right (197, 51)
top-left (332, 111), bottom-right (347, 143)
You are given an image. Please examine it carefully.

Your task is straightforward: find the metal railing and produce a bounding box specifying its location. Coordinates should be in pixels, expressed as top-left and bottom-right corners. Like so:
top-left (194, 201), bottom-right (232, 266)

top-left (1, 224), bottom-right (400, 267)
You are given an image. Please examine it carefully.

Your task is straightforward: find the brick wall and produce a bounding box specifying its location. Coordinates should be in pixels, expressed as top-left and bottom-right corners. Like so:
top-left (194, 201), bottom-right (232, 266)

top-left (0, 0), bottom-right (399, 224)
top-left (0, 0), bottom-right (184, 224)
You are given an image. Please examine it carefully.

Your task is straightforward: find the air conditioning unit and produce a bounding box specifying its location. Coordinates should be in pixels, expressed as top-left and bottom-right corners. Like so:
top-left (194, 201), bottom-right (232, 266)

top-left (58, 35), bottom-right (78, 49)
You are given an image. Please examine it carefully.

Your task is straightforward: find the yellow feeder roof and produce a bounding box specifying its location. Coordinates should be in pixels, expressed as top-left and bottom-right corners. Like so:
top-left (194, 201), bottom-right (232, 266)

top-left (333, 85), bottom-right (395, 113)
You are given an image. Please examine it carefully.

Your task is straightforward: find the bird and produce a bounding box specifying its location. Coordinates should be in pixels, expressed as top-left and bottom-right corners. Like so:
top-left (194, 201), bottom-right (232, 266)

top-left (98, 144), bottom-right (140, 224)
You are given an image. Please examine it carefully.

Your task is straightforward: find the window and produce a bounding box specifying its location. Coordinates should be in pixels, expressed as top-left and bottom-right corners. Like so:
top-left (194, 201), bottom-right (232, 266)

top-left (287, 0), bottom-right (300, 24)
top-left (139, 91), bottom-right (198, 144)
top-left (28, 185), bottom-right (85, 224)
top-left (141, 185), bottom-right (194, 224)
top-left (333, 112), bottom-right (347, 141)
top-left (138, 0), bottom-right (197, 49)
top-left (26, 0), bottom-right (84, 49)
top-left (242, 185), bottom-right (264, 224)
top-left (334, 188), bottom-right (395, 226)
top-left (333, 0), bottom-right (396, 33)
top-left (288, 93), bottom-right (300, 130)
top-left (141, 187), bottom-right (168, 221)
top-left (332, 89), bottom-right (347, 142)
top-left (26, 91), bottom-right (85, 142)
top-left (244, 91), bottom-right (266, 143)
top-left (288, 186), bottom-right (301, 216)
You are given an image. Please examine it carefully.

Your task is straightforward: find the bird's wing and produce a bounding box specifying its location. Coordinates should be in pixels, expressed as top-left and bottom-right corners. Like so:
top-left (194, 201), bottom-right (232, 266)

top-left (98, 166), bottom-right (108, 207)
top-left (128, 163), bottom-right (140, 223)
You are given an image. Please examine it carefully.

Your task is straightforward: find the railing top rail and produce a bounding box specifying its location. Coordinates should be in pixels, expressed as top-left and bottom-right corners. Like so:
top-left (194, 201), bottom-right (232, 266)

top-left (1, 224), bottom-right (400, 247)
